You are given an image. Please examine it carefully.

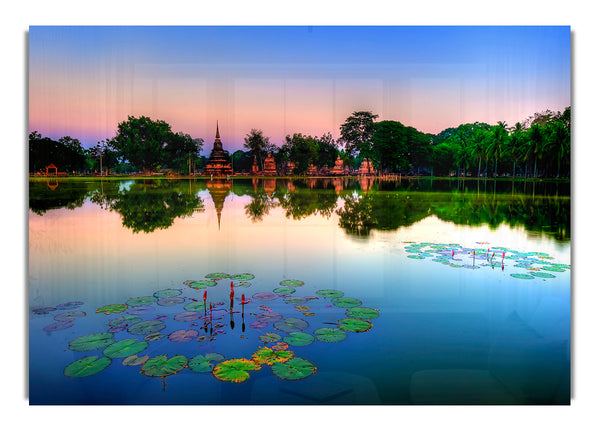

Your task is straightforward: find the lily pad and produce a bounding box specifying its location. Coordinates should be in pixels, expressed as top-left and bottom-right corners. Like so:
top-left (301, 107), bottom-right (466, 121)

top-left (230, 273), bottom-right (255, 281)
top-left (189, 280), bottom-right (217, 289)
top-left (314, 327), bottom-right (347, 343)
top-left (109, 315), bottom-right (142, 327)
top-left (252, 292), bottom-right (279, 301)
top-left (54, 311), bottom-right (86, 321)
top-left (183, 302), bottom-right (207, 312)
top-left (127, 320), bottom-right (166, 335)
top-left (337, 318), bottom-right (373, 333)
top-left (174, 311), bottom-right (204, 322)
top-left (96, 304), bottom-right (127, 315)
top-left (331, 297), bottom-right (362, 308)
top-left (126, 296), bottom-right (157, 307)
top-left (345, 307), bottom-right (379, 320)
top-left (294, 305), bottom-right (311, 312)
top-left (270, 357), bottom-right (316, 381)
top-left (213, 359), bottom-right (261, 383)
top-left (107, 325), bottom-right (126, 334)
top-left (122, 354), bottom-right (149, 366)
top-left (143, 332), bottom-right (165, 342)
top-left (189, 353), bottom-right (225, 372)
top-left (256, 311), bottom-right (283, 323)
top-left (69, 332), bottom-right (115, 352)
top-left (126, 305), bottom-right (155, 315)
top-left (272, 342), bottom-right (289, 351)
top-left (259, 332), bottom-right (282, 343)
top-left (43, 321), bottom-right (74, 332)
top-left (279, 280), bottom-right (304, 287)
top-left (233, 281), bottom-right (252, 288)
top-left (205, 272), bottom-right (230, 279)
top-left (252, 347), bottom-right (294, 365)
top-left (274, 317), bottom-right (309, 333)
top-left (407, 255), bottom-right (426, 259)
top-left (64, 356), bottom-right (112, 378)
top-left (56, 301), bottom-right (84, 310)
top-left (250, 321), bottom-right (268, 329)
top-left (282, 331), bottom-right (315, 347)
top-left (284, 296), bottom-right (307, 305)
top-left (273, 287), bottom-right (296, 295)
top-left (157, 296), bottom-right (185, 306)
top-left (530, 272), bottom-right (556, 279)
top-left (168, 329), bottom-right (199, 343)
top-left (103, 338), bottom-right (149, 359)
top-left (541, 266), bottom-right (565, 272)
top-left (32, 306), bottom-right (57, 315)
top-left (141, 355), bottom-right (188, 377)
top-left (315, 289), bottom-right (344, 299)
top-left (153, 288), bottom-right (182, 299)
top-left (510, 273), bottom-right (535, 279)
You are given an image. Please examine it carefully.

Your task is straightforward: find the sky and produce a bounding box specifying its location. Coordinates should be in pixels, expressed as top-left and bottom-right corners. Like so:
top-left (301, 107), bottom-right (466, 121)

top-left (28, 26), bottom-right (571, 153)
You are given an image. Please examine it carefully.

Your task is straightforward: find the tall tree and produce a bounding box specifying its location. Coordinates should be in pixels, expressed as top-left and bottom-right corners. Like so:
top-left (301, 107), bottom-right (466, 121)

top-left (110, 116), bottom-right (173, 174)
top-left (339, 111), bottom-right (379, 158)
top-left (243, 129), bottom-right (271, 171)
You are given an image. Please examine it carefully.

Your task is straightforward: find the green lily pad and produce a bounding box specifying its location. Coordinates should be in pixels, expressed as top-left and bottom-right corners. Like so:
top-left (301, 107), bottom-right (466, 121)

top-left (530, 272), bottom-right (556, 278)
top-left (233, 281), bottom-right (252, 288)
top-left (331, 297), bottom-right (362, 308)
top-left (126, 296), bottom-right (157, 307)
top-left (407, 255), bottom-right (426, 259)
top-left (189, 353), bottom-right (225, 372)
top-left (541, 266), bottom-right (565, 272)
top-left (189, 280), bottom-right (217, 289)
top-left (273, 287), bottom-right (296, 295)
top-left (213, 359), bottom-right (261, 383)
top-left (205, 273), bottom-right (230, 279)
top-left (510, 273), bottom-right (535, 279)
top-left (273, 317), bottom-right (309, 333)
top-left (102, 339), bottom-right (149, 359)
top-left (157, 296), bottom-right (185, 306)
top-left (64, 356), bottom-right (112, 378)
top-left (68, 332), bottom-right (115, 352)
top-left (279, 280), bottom-right (304, 287)
top-left (282, 331), bottom-right (314, 347)
top-left (143, 332), bottom-right (165, 342)
top-left (283, 296), bottom-right (307, 305)
top-left (153, 288), bottom-right (182, 298)
top-left (314, 327), bottom-right (347, 343)
top-left (230, 273), bottom-right (255, 281)
top-left (345, 307), bottom-right (379, 320)
top-left (294, 305), bottom-right (311, 312)
top-left (270, 357), bottom-right (316, 381)
top-left (337, 318), bottom-right (373, 333)
top-left (127, 320), bottom-right (166, 335)
top-left (108, 315), bottom-right (142, 327)
top-left (96, 304), bottom-right (127, 315)
top-left (252, 347), bottom-right (294, 365)
top-left (315, 289), bottom-right (344, 298)
top-left (122, 354), bottom-right (149, 366)
top-left (259, 332), bottom-right (282, 343)
top-left (141, 355), bottom-right (188, 377)
top-left (183, 302), bottom-right (207, 312)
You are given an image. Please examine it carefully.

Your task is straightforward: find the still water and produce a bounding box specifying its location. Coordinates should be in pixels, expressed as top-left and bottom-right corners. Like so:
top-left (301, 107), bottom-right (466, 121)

top-left (28, 177), bottom-right (571, 405)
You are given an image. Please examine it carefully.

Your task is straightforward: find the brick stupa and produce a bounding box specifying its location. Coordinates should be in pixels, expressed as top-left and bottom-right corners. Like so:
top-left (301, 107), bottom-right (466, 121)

top-left (203, 122), bottom-right (233, 177)
top-left (251, 156), bottom-right (260, 175)
top-left (330, 155), bottom-right (346, 175)
top-left (262, 153), bottom-right (278, 176)
top-left (307, 164), bottom-right (318, 176)
top-left (357, 158), bottom-right (375, 175)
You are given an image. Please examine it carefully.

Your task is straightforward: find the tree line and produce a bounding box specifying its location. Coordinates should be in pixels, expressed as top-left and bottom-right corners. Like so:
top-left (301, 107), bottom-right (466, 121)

top-left (29, 107), bottom-right (570, 178)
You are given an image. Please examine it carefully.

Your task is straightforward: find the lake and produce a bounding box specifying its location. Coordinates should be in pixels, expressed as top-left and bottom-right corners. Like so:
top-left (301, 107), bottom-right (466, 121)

top-left (28, 177), bottom-right (571, 404)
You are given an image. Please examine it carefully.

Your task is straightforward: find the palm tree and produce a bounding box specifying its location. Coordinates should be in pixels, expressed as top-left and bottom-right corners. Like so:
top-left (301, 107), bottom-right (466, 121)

top-left (508, 122), bottom-right (524, 177)
top-left (486, 123), bottom-right (508, 177)
top-left (525, 125), bottom-right (544, 178)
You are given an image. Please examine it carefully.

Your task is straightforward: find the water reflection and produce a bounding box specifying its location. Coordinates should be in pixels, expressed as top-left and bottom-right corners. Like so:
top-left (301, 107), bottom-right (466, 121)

top-left (29, 178), bottom-right (570, 241)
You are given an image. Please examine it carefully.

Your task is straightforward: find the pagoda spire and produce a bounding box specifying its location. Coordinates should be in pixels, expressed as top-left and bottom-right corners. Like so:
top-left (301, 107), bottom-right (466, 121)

top-left (216, 121), bottom-right (220, 139)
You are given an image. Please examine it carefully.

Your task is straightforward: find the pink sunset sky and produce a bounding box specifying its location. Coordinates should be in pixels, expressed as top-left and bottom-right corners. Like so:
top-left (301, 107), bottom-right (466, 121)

top-left (29, 26), bottom-right (570, 153)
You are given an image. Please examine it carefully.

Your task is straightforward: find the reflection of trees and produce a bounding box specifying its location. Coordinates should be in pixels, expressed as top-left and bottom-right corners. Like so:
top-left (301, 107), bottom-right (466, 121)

top-left (337, 190), bottom-right (570, 242)
top-left (277, 187), bottom-right (338, 220)
top-left (29, 180), bottom-right (96, 215)
top-left (101, 180), bottom-right (204, 233)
